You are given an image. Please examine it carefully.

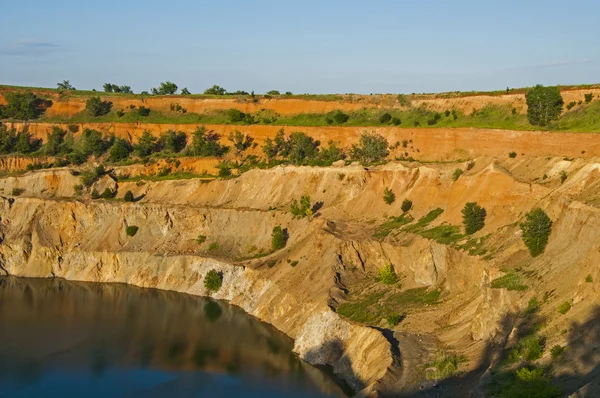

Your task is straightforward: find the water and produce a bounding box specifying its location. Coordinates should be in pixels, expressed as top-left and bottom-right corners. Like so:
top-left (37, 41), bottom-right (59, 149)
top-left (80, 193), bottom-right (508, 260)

top-left (0, 277), bottom-right (348, 398)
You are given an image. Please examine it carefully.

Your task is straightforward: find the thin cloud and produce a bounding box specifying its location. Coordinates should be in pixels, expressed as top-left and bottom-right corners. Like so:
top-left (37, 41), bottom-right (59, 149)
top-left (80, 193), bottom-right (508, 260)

top-left (0, 38), bottom-right (60, 56)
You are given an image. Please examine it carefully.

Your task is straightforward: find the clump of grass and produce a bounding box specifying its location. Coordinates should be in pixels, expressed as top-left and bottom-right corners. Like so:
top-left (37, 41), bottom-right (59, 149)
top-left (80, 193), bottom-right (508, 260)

top-left (11, 187), bottom-right (24, 196)
top-left (456, 235), bottom-right (489, 256)
top-left (386, 287), bottom-right (441, 307)
top-left (426, 354), bottom-right (467, 379)
top-left (525, 297), bottom-right (540, 314)
top-left (290, 260), bottom-right (299, 267)
top-left (557, 301), bottom-right (571, 314)
top-left (376, 264), bottom-right (399, 285)
top-left (550, 345), bottom-right (564, 359)
top-left (196, 235), bottom-right (207, 245)
top-left (506, 335), bottom-right (545, 363)
top-left (337, 292), bottom-right (385, 324)
top-left (208, 242), bottom-right (219, 251)
top-left (491, 272), bottom-right (528, 291)
top-left (386, 313), bottom-right (405, 327)
top-left (418, 224), bottom-right (464, 244)
top-left (373, 213), bottom-right (413, 239)
top-left (403, 208), bottom-right (444, 233)
top-left (585, 274), bottom-right (593, 283)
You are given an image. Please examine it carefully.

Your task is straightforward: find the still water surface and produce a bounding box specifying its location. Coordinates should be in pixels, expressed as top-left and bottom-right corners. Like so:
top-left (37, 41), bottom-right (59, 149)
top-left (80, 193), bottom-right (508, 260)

top-left (0, 277), bottom-right (348, 398)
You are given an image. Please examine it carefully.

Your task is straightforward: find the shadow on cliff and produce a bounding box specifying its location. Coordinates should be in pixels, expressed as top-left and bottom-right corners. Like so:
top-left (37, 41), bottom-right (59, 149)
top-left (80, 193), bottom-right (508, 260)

top-left (391, 305), bottom-right (600, 397)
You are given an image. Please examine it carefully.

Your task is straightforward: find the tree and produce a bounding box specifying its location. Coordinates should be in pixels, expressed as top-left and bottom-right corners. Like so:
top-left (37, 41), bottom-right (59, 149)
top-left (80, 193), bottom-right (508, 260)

top-left (401, 199), bottom-right (413, 213)
top-left (271, 226), bottom-right (288, 250)
top-left (14, 132), bottom-right (37, 153)
top-left (124, 190), bottom-right (134, 202)
top-left (266, 90), bottom-right (280, 95)
top-left (109, 138), bottom-right (132, 162)
top-left (327, 110), bottom-right (349, 124)
top-left (290, 195), bottom-right (312, 218)
top-left (57, 80), bottom-right (75, 90)
top-left (157, 130), bottom-right (187, 153)
top-left (134, 131), bottom-right (157, 157)
top-left (520, 208), bottom-right (552, 257)
top-left (350, 132), bottom-right (389, 164)
top-left (137, 106), bottom-right (151, 116)
top-left (525, 85), bottom-right (564, 126)
top-left (383, 188), bottom-right (395, 204)
top-left (101, 188), bottom-right (114, 199)
top-left (79, 129), bottom-right (113, 157)
top-left (228, 130), bottom-right (254, 155)
top-left (204, 85), bottom-right (227, 95)
top-left (151, 81), bottom-right (178, 95)
top-left (286, 132), bottom-right (319, 164)
top-left (226, 108), bottom-right (246, 122)
top-left (181, 87), bottom-right (191, 95)
top-left (379, 112), bottom-right (392, 124)
top-left (45, 126), bottom-right (66, 155)
top-left (186, 126), bottom-right (229, 157)
top-left (85, 97), bottom-right (112, 116)
top-left (462, 202), bottom-right (486, 235)
top-left (0, 125), bottom-right (17, 154)
top-left (204, 270), bottom-right (223, 292)
top-left (3, 92), bottom-right (47, 120)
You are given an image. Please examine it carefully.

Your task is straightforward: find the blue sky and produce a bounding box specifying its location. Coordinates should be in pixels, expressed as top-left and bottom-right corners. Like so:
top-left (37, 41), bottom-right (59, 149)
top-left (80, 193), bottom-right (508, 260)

top-left (1, 0), bottom-right (598, 94)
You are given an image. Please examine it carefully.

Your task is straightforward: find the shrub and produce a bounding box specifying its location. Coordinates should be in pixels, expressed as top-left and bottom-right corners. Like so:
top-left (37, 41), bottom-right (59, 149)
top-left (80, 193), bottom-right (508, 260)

top-left (180, 87), bottom-right (191, 95)
top-left (526, 297), bottom-right (540, 314)
top-left (550, 345), bottom-right (564, 358)
top-left (79, 165), bottom-right (106, 187)
top-left (266, 90), bottom-right (280, 95)
top-left (57, 80), bottom-right (75, 90)
top-left (391, 117), bottom-right (401, 126)
top-left (401, 199), bottom-right (412, 213)
top-left (90, 188), bottom-right (100, 199)
top-left (497, 367), bottom-right (561, 398)
top-left (566, 101), bottom-right (577, 110)
top-left (290, 196), bottom-right (312, 218)
top-left (126, 225), bottom-right (138, 236)
top-left (584, 93), bottom-right (593, 103)
top-left (376, 264), bottom-right (398, 285)
top-left (328, 110), bottom-right (349, 124)
top-left (227, 108), bottom-right (246, 123)
top-left (426, 354), bottom-right (466, 380)
top-left (386, 313), bottom-right (404, 327)
top-left (379, 112), bottom-right (392, 124)
top-left (520, 208), bottom-right (552, 257)
top-left (350, 132), bottom-right (389, 164)
top-left (208, 242), bottom-right (219, 251)
top-left (80, 129), bottom-right (113, 157)
top-left (228, 130), bottom-right (254, 155)
top-left (557, 301), bottom-right (571, 314)
top-left (204, 269), bottom-right (223, 292)
top-left (3, 92), bottom-right (49, 120)
top-left (462, 202), bottom-right (487, 235)
top-left (217, 160), bottom-right (232, 177)
top-left (509, 151), bottom-right (517, 158)
top-left (134, 131), bottom-right (158, 157)
top-left (109, 138), bottom-right (132, 162)
top-left (271, 226), bottom-right (288, 250)
top-left (560, 171), bottom-right (567, 184)
top-left (11, 187), bottom-right (24, 196)
top-left (452, 168), bottom-right (464, 181)
top-left (101, 188), bottom-right (115, 199)
top-left (85, 97), bottom-right (112, 117)
top-left (73, 184), bottom-right (84, 195)
top-left (137, 106), bottom-right (151, 116)
top-left (124, 190), bottom-right (134, 202)
top-left (383, 188), bottom-right (395, 204)
top-left (151, 81), bottom-right (178, 95)
top-left (157, 130), bottom-right (187, 153)
top-left (204, 85), bottom-right (227, 95)
top-left (586, 274), bottom-right (593, 283)
top-left (525, 85), bottom-right (564, 126)
top-left (196, 235), bottom-right (207, 245)
top-left (186, 126), bottom-right (229, 157)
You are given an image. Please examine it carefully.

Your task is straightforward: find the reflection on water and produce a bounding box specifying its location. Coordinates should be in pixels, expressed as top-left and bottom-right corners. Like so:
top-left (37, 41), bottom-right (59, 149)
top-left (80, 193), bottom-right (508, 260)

top-left (0, 277), bottom-right (348, 397)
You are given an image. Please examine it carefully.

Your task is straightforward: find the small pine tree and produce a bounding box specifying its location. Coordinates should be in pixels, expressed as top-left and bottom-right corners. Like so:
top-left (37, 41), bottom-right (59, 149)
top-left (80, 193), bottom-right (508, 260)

top-left (271, 226), bottom-right (288, 250)
top-left (124, 190), bottom-right (134, 202)
top-left (101, 188), bottom-right (114, 199)
top-left (204, 269), bottom-right (223, 292)
top-left (383, 188), bottom-right (396, 205)
top-left (462, 202), bottom-right (486, 235)
top-left (520, 208), bottom-right (552, 257)
top-left (91, 188), bottom-right (100, 199)
top-left (126, 225), bottom-right (138, 236)
top-left (401, 199), bottom-right (413, 213)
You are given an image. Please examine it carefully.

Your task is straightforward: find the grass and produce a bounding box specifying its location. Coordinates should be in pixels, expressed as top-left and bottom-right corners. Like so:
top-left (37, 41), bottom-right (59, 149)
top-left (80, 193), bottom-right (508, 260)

top-left (418, 224), bottom-right (464, 245)
top-left (337, 292), bottom-right (385, 324)
top-left (491, 272), bottom-right (528, 291)
top-left (557, 301), bottom-right (571, 314)
top-left (506, 335), bottom-right (545, 362)
top-left (373, 213), bottom-right (413, 239)
top-left (403, 208), bottom-right (444, 233)
top-left (456, 235), bottom-right (490, 256)
top-left (385, 287), bottom-right (441, 307)
top-left (426, 354), bottom-right (467, 379)
top-left (376, 264), bottom-right (399, 285)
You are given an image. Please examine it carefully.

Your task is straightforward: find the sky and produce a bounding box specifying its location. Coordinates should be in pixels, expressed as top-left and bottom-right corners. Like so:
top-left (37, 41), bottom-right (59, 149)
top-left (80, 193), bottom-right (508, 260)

top-left (0, 0), bottom-right (599, 94)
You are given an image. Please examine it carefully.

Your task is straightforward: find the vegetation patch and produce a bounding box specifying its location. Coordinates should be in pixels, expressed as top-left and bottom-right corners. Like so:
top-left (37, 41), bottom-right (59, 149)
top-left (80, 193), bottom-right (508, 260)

top-left (385, 287), bottom-right (441, 307)
top-left (403, 208), bottom-right (444, 233)
top-left (126, 225), bottom-right (139, 237)
top-left (426, 354), bottom-right (467, 380)
top-left (418, 224), bottom-right (464, 245)
top-left (373, 213), bottom-right (413, 239)
top-left (491, 272), bottom-right (528, 291)
top-left (557, 301), bottom-right (571, 314)
top-left (376, 264), bottom-right (398, 285)
top-left (204, 269), bottom-right (223, 293)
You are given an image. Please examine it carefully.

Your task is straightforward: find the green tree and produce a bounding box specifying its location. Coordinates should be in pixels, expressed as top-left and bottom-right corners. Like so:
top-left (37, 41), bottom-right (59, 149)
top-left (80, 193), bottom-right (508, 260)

top-left (180, 87), bottom-right (191, 95)
top-left (204, 270), bottom-right (223, 292)
top-left (4, 92), bottom-right (46, 120)
top-left (151, 81), bottom-right (178, 95)
top-left (57, 80), bottom-right (75, 90)
top-left (462, 202), bottom-right (487, 235)
top-left (520, 208), bottom-right (552, 257)
top-left (327, 110), bottom-right (349, 124)
top-left (525, 85), bottom-right (564, 126)
top-left (379, 112), bottom-right (392, 124)
top-left (109, 138), bottom-right (132, 162)
top-left (126, 225), bottom-right (139, 236)
top-left (401, 199), bottom-right (413, 212)
top-left (271, 226), bottom-right (288, 250)
top-left (350, 132), bottom-right (389, 164)
top-left (383, 188), bottom-right (395, 204)
top-left (45, 126), bottom-right (66, 155)
top-left (85, 97), bottom-right (112, 116)
top-left (157, 130), bottom-right (187, 153)
top-left (266, 90), bottom-right (280, 95)
top-left (124, 190), bottom-right (134, 202)
top-left (226, 108), bottom-right (246, 122)
top-left (228, 130), bottom-right (254, 155)
top-left (204, 85), bottom-right (227, 95)
top-left (14, 132), bottom-right (37, 153)
top-left (290, 195), bottom-right (312, 218)
top-left (134, 131), bottom-right (158, 157)
top-left (186, 126), bottom-right (229, 157)
top-left (101, 188), bottom-right (114, 199)
top-left (79, 129), bottom-right (113, 157)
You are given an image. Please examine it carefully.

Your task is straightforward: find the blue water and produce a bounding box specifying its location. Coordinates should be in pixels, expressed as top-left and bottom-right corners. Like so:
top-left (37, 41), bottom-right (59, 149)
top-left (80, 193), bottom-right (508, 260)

top-left (0, 277), bottom-right (348, 398)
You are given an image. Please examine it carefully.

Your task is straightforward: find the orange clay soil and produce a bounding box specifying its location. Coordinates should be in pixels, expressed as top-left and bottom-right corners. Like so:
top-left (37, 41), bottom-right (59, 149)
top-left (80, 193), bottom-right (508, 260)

top-left (1, 87), bottom-right (600, 116)
top-left (7, 121), bottom-right (600, 161)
